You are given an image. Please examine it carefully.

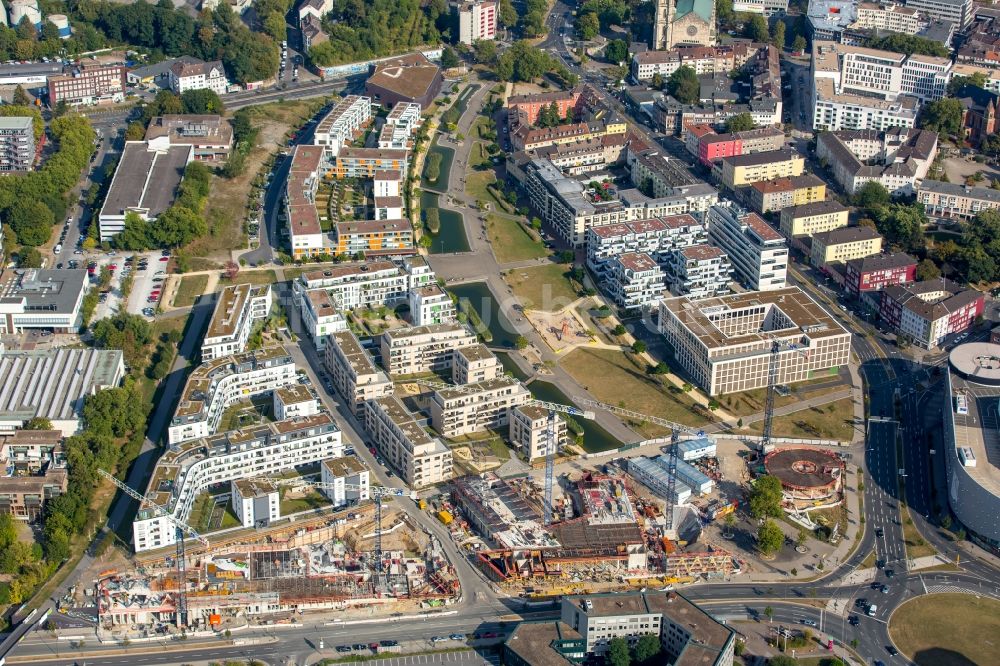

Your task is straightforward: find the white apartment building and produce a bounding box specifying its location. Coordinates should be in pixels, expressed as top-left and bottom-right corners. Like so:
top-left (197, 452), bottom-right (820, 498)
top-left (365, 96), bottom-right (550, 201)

top-left (733, 0), bottom-right (788, 16)
top-left (430, 376), bottom-right (531, 438)
top-left (509, 404), bottom-right (567, 460)
top-left (905, 0), bottom-right (974, 29)
top-left (386, 103), bottom-right (422, 135)
top-left (451, 344), bottom-right (502, 385)
top-left (169, 59), bottom-right (228, 95)
top-left (659, 287), bottom-right (852, 395)
top-left (324, 330), bottom-right (393, 415)
top-left (586, 215), bottom-right (707, 278)
top-left (917, 180), bottom-right (1000, 220)
top-left (320, 456), bottom-right (370, 506)
top-left (379, 323), bottom-right (477, 376)
top-left (364, 396), bottom-right (453, 488)
top-left (852, 3), bottom-right (924, 34)
top-left (201, 283), bottom-right (272, 362)
top-left (605, 252), bottom-right (667, 312)
top-left (273, 384), bottom-right (319, 421)
top-left (134, 412), bottom-right (343, 551)
top-left (409, 284), bottom-right (456, 326)
top-left (707, 205), bottom-right (788, 291)
top-left (665, 244), bottom-right (732, 299)
top-left (313, 95), bottom-right (373, 157)
top-left (231, 479), bottom-right (279, 529)
top-left (168, 347), bottom-right (298, 446)
top-left (458, 0), bottom-right (497, 45)
top-left (299, 289), bottom-right (348, 347)
top-left (816, 128), bottom-right (938, 197)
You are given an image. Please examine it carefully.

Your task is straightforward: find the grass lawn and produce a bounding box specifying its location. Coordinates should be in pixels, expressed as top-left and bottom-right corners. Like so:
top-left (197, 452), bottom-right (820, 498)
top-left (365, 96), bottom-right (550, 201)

top-left (468, 141), bottom-right (493, 169)
top-left (901, 506), bottom-right (937, 559)
top-left (219, 269), bottom-right (277, 288)
top-left (487, 214), bottom-right (547, 264)
top-left (889, 593), bottom-right (1000, 666)
top-left (560, 348), bottom-right (712, 435)
top-left (860, 550), bottom-right (876, 569)
top-left (173, 275), bottom-right (209, 308)
top-left (719, 375), bottom-right (846, 417)
top-left (279, 488), bottom-right (330, 515)
top-left (506, 263), bottom-right (578, 311)
top-left (739, 398), bottom-right (855, 441)
top-left (485, 437), bottom-right (511, 460)
top-left (466, 169), bottom-right (496, 202)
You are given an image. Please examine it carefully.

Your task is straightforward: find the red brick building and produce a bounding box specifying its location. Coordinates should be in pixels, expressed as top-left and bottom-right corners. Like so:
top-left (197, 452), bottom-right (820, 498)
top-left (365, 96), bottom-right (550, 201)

top-left (954, 85), bottom-right (998, 148)
top-left (48, 64), bottom-right (126, 106)
top-left (507, 88), bottom-right (583, 129)
top-left (844, 252), bottom-right (917, 297)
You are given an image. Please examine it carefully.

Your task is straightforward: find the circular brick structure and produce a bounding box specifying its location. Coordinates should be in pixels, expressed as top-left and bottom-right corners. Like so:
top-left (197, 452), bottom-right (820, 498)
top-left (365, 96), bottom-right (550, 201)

top-left (764, 447), bottom-right (844, 501)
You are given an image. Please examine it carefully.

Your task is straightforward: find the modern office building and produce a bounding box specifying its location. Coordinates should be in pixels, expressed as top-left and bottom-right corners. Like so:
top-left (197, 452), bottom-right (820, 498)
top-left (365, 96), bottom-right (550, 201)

top-left (324, 330), bottom-right (394, 416)
top-left (363, 396), bottom-right (453, 488)
top-left (167, 347), bottom-right (297, 446)
top-left (430, 376), bottom-right (532, 438)
top-left (379, 323), bottom-right (477, 376)
top-left (201, 283), bottom-right (272, 362)
top-left (0, 116), bottom-right (35, 171)
top-left (509, 404), bottom-right (568, 461)
top-left (905, 0), bottom-right (974, 29)
top-left (779, 200), bottom-right (850, 238)
top-left (144, 115), bottom-right (233, 163)
top-left (659, 287), bottom-right (852, 395)
top-left (707, 205), bottom-right (788, 291)
top-left (458, 0), bottom-right (497, 45)
top-left (879, 279), bottom-right (985, 349)
top-left (0, 269), bottom-right (87, 333)
top-left (809, 226), bottom-right (883, 266)
top-left (917, 180), bottom-right (1000, 220)
top-left (134, 412), bottom-right (343, 551)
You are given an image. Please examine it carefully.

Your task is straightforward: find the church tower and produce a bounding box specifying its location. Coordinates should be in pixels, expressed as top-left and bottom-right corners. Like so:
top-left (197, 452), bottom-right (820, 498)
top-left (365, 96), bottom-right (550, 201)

top-left (653, 0), bottom-right (672, 51)
top-left (652, 0), bottom-right (717, 51)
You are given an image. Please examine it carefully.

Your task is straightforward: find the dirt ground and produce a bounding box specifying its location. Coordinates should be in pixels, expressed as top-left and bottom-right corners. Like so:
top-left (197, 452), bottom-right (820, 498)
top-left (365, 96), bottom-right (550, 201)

top-left (941, 156), bottom-right (1000, 185)
top-left (527, 300), bottom-right (600, 354)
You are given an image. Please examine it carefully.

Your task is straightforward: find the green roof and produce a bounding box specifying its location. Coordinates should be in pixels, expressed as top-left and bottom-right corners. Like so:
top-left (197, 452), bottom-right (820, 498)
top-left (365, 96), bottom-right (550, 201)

top-left (676, 0), bottom-right (714, 23)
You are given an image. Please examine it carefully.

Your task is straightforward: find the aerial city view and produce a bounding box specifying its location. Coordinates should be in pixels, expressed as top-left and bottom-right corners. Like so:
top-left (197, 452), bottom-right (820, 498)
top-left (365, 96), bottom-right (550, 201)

top-left (0, 0), bottom-right (999, 665)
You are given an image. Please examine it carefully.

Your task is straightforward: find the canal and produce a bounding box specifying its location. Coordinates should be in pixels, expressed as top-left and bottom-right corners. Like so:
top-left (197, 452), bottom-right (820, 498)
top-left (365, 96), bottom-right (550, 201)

top-left (420, 190), bottom-right (469, 254)
top-left (526, 380), bottom-right (623, 453)
top-left (447, 281), bottom-right (519, 349)
top-left (420, 140), bottom-right (455, 192)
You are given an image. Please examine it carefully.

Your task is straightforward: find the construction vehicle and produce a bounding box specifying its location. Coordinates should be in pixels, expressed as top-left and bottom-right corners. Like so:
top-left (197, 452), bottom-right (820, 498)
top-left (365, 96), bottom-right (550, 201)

top-left (98, 469), bottom-right (208, 628)
top-left (415, 379), bottom-right (594, 525)
top-left (576, 398), bottom-right (705, 533)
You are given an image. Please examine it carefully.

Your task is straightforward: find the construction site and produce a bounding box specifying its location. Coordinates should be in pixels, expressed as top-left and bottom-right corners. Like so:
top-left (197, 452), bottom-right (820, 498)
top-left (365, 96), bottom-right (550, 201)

top-left (96, 500), bottom-right (460, 637)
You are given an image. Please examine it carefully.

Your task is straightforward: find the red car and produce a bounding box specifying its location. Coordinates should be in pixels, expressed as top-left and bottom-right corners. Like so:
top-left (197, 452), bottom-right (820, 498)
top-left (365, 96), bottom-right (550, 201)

top-left (109, 264), bottom-right (117, 270)
top-left (159, 256), bottom-right (169, 262)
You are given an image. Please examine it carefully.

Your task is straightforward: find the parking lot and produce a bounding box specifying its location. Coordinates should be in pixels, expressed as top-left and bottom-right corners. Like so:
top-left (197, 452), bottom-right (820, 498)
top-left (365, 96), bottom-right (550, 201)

top-left (124, 250), bottom-right (171, 318)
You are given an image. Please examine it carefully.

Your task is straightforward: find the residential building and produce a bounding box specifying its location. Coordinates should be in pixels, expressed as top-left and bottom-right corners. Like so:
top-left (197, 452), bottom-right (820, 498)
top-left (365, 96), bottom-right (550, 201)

top-left (747, 174), bottom-right (827, 214)
top-left (0, 348), bottom-right (124, 435)
top-left (551, 591), bottom-right (735, 659)
top-left (809, 226), bottom-right (884, 266)
top-left (430, 376), bottom-right (531, 437)
top-left (452, 344), bottom-right (503, 385)
top-left (509, 133), bottom-right (628, 177)
top-left (511, 119), bottom-right (627, 153)
top-left (365, 52), bottom-right (443, 109)
top-left (332, 219), bottom-right (413, 256)
top-left (331, 148), bottom-right (407, 179)
top-left (605, 252), bottom-right (668, 311)
top-left (169, 59), bottom-right (228, 95)
top-left (409, 284), bottom-right (455, 326)
top-left (687, 126), bottom-right (785, 167)
top-left (379, 323), bottom-right (477, 376)
top-left (816, 128), bottom-right (938, 196)
top-left (313, 95), bottom-right (373, 157)
top-left (144, 115), bottom-right (233, 162)
top-left (363, 396), bottom-right (453, 488)
top-left (507, 88), bottom-right (585, 129)
top-left (880, 279), bottom-right (985, 348)
top-left (718, 149), bottom-right (804, 189)
top-left (0, 116), bottom-right (35, 171)
top-left (0, 269), bottom-right (87, 333)
top-left (273, 384), bottom-right (319, 421)
top-left (458, 0), bottom-right (497, 45)
top-left (586, 215), bottom-right (708, 277)
top-left (733, 0), bottom-right (788, 16)
top-left (509, 404), bottom-right (567, 461)
top-left (659, 287), bottom-right (852, 395)
top-left (0, 429), bottom-right (68, 521)
top-left (950, 64), bottom-right (1000, 95)
top-left (811, 77), bottom-right (918, 131)
top-left (167, 347), bottom-right (297, 446)
top-left (201, 283), bottom-right (272, 362)
top-left (905, 0), bottom-right (974, 29)
top-left (953, 85), bottom-right (999, 147)
top-left (298, 290), bottom-right (346, 344)
top-left (320, 456), bottom-right (370, 506)
top-left (844, 252), bottom-right (917, 296)
top-left (298, 0), bottom-right (332, 23)
top-left (134, 412), bottom-right (343, 551)
top-left (852, 2), bottom-right (924, 33)
top-left (324, 330), bottom-right (393, 415)
top-left (231, 479), bottom-right (279, 528)
top-left (97, 141), bottom-right (194, 241)
top-left (301, 14), bottom-right (328, 53)
top-left (664, 244), bottom-right (732, 299)
top-left (47, 63), bottom-right (126, 106)
top-left (779, 200), bottom-right (850, 237)
top-left (285, 144), bottom-right (326, 259)
top-left (707, 205), bottom-right (788, 291)
top-left (917, 180), bottom-right (1000, 220)
top-left (631, 42), bottom-right (761, 81)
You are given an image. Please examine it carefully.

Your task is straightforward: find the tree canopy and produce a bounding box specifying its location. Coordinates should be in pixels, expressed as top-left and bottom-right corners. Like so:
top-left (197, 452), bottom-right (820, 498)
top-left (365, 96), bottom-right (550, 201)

top-left (605, 39), bottom-right (628, 64)
top-left (495, 41), bottom-right (559, 83)
top-left (310, 0), bottom-right (449, 64)
top-left (725, 113), bottom-right (756, 133)
top-left (919, 98), bottom-right (964, 137)
top-left (749, 475), bottom-right (784, 518)
top-left (667, 66), bottom-right (700, 105)
top-left (757, 519), bottom-right (785, 556)
top-left (114, 161), bottom-right (211, 250)
top-left (866, 33), bottom-right (949, 58)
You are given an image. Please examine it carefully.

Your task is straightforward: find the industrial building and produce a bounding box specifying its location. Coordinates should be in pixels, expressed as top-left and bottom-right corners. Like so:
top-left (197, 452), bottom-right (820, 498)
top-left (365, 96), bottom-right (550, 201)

top-left (47, 63), bottom-right (126, 106)
top-left (201, 283), bottom-right (272, 362)
top-left (659, 287), bottom-right (852, 395)
top-left (0, 268), bottom-right (88, 333)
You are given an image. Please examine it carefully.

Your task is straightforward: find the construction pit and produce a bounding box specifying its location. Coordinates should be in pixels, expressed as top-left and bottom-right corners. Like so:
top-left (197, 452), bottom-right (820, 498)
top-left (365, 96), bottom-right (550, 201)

top-left (97, 503), bottom-right (459, 637)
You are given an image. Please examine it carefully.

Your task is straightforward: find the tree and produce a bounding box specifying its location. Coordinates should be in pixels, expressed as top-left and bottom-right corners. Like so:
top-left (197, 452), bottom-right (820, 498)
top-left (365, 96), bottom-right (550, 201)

top-left (18, 246), bottom-right (42, 268)
top-left (854, 181), bottom-right (891, 210)
top-left (772, 20), bottom-right (786, 49)
top-left (515, 335), bottom-right (529, 350)
top-left (498, 0), bottom-right (517, 27)
top-left (605, 39), bottom-right (628, 64)
top-left (632, 634), bottom-right (661, 664)
top-left (576, 12), bottom-right (600, 40)
top-left (12, 84), bottom-right (29, 106)
top-left (651, 72), bottom-right (664, 90)
top-left (916, 258), bottom-right (941, 281)
top-left (866, 33), bottom-right (948, 58)
top-left (796, 527), bottom-right (809, 547)
top-left (947, 71), bottom-right (987, 96)
top-left (607, 637), bottom-right (631, 666)
top-left (8, 199), bottom-right (54, 247)
top-left (181, 88), bottom-right (224, 114)
top-left (757, 519), bottom-right (784, 556)
top-left (651, 362), bottom-right (669, 375)
top-left (792, 35), bottom-right (807, 54)
top-left (764, 605), bottom-right (774, 622)
top-left (631, 341), bottom-right (647, 354)
top-left (747, 14), bottom-right (769, 42)
top-left (725, 113), bottom-right (756, 133)
top-left (262, 10), bottom-right (287, 43)
top-left (24, 417), bottom-right (53, 430)
top-left (919, 98), bottom-right (964, 137)
top-left (473, 38), bottom-right (496, 64)
top-left (124, 121), bottom-right (146, 141)
top-left (612, 324), bottom-right (627, 336)
top-left (940, 515), bottom-right (952, 529)
top-left (667, 66), bottom-right (700, 104)
top-left (749, 475), bottom-right (784, 518)
top-left (441, 46), bottom-right (460, 70)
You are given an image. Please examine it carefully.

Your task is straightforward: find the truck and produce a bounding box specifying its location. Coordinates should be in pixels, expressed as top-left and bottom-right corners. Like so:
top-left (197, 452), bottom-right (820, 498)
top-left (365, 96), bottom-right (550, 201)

top-left (437, 510), bottom-right (453, 525)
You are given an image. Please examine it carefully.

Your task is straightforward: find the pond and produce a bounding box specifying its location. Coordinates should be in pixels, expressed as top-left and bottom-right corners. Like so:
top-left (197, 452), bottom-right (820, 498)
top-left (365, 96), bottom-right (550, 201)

top-left (420, 190), bottom-right (469, 254)
top-left (447, 281), bottom-right (518, 349)
top-left (526, 380), bottom-right (623, 453)
top-left (420, 140), bottom-right (455, 192)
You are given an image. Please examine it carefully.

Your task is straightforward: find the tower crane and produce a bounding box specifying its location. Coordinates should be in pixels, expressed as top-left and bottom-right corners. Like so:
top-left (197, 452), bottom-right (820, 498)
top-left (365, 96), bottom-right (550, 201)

top-left (98, 469), bottom-right (208, 628)
top-left (762, 338), bottom-right (810, 452)
top-left (249, 476), bottom-right (407, 577)
top-left (575, 398), bottom-right (705, 533)
top-left (414, 379), bottom-right (594, 526)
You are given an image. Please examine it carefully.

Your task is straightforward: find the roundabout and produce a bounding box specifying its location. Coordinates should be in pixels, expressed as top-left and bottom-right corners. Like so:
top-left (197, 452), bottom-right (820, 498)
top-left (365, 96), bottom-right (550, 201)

top-left (888, 592), bottom-right (1000, 666)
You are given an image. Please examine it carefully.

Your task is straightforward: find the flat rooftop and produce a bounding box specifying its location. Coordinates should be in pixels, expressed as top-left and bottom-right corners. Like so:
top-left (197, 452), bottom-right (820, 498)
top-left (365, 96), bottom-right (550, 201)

top-left (949, 373), bottom-right (1000, 499)
top-left (322, 455), bottom-right (368, 477)
top-left (173, 346), bottom-right (292, 419)
top-left (206, 283), bottom-right (268, 341)
top-left (0, 269), bottom-right (87, 314)
top-left (274, 384), bottom-right (313, 405)
top-left (101, 141), bottom-right (191, 219)
top-left (0, 348), bottom-right (123, 422)
top-left (145, 115), bottom-right (233, 146)
top-left (233, 478), bottom-right (277, 497)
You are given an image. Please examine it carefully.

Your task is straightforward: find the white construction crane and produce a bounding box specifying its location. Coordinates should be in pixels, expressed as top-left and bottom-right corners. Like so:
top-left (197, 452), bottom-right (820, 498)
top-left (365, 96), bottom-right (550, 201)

top-left (575, 398), bottom-right (706, 533)
top-left (415, 379), bottom-right (594, 526)
top-left (249, 476), bottom-right (408, 577)
top-left (98, 469), bottom-right (208, 628)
